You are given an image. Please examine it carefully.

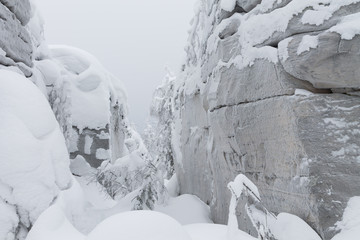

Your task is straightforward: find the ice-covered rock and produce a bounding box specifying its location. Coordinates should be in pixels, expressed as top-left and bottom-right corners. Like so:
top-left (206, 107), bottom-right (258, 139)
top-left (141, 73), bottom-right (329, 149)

top-left (169, 0), bottom-right (360, 239)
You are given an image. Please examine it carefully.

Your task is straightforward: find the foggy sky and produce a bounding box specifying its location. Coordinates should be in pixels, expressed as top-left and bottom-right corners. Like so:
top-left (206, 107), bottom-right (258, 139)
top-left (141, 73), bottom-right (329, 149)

top-left (35, 0), bottom-right (197, 132)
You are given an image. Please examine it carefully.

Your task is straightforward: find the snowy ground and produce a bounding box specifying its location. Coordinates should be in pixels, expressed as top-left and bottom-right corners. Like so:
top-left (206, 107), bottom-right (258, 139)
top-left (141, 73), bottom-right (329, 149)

top-left (25, 171), bottom-right (360, 240)
top-left (25, 174), bottom-right (257, 240)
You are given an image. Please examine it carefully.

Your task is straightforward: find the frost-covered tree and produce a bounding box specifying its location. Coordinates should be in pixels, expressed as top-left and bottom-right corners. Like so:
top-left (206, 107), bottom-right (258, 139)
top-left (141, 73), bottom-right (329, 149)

top-left (95, 116), bottom-right (168, 209)
top-left (144, 69), bottom-right (176, 179)
top-left (132, 153), bottom-right (168, 210)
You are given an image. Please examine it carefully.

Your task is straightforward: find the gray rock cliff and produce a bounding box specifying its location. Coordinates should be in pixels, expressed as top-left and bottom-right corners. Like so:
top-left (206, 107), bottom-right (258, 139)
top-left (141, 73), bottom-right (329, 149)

top-left (171, 1), bottom-right (360, 239)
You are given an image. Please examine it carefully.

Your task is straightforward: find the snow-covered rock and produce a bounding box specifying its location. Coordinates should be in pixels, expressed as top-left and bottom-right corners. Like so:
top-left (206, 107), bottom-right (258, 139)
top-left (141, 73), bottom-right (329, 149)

top-left (0, 70), bottom-right (72, 239)
top-left (0, 0), bottom-right (31, 25)
top-left (169, 0), bottom-right (360, 239)
top-left (36, 45), bottom-right (130, 168)
top-left (281, 32), bottom-right (360, 88)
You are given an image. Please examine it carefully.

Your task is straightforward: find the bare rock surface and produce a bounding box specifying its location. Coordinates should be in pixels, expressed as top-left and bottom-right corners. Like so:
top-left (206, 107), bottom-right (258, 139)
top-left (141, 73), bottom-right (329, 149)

top-left (0, 1), bottom-right (33, 68)
top-left (0, 0), bottom-right (31, 25)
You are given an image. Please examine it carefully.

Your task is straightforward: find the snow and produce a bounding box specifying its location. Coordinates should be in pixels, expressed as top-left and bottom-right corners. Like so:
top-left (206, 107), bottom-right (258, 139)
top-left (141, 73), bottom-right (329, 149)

top-left (27, 0), bottom-right (49, 60)
top-left (301, 0), bottom-right (360, 26)
top-left (26, 204), bottom-right (85, 240)
top-left (68, 128), bottom-right (79, 152)
top-left (97, 131), bottom-right (109, 140)
top-left (185, 224), bottom-right (257, 240)
top-left (297, 35), bottom-right (319, 55)
top-left (27, 185), bottom-right (252, 240)
top-left (228, 174), bottom-right (260, 200)
top-left (76, 176), bottom-right (117, 210)
top-left (301, 9), bottom-right (332, 26)
top-left (295, 88), bottom-right (313, 97)
top-left (0, 70), bottom-right (72, 238)
top-left (332, 197), bottom-right (360, 240)
top-left (155, 194), bottom-right (212, 225)
top-left (47, 45), bottom-right (127, 132)
top-left (0, 72), bottom-right (57, 139)
top-left (84, 135), bottom-right (93, 154)
top-left (269, 213), bottom-right (321, 240)
top-left (328, 12), bottom-right (360, 40)
top-left (26, 177), bottom-right (85, 240)
top-left (88, 211), bottom-right (192, 240)
top-left (26, 167), bottom-right (214, 239)
top-left (220, 0), bottom-right (237, 12)
top-left (95, 148), bottom-right (110, 160)
top-left (0, 200), bottom-right (18, 240)
top-left (278, 37), bottom-right (293, 62)
top-left (35, 59), bottom-right (62, 87)
top-left (165, 173), bottom-right (180, 197)
top-left (27, 178), bottom-right (212, 240)
top-left (70, 80), bottom-right (111, 132)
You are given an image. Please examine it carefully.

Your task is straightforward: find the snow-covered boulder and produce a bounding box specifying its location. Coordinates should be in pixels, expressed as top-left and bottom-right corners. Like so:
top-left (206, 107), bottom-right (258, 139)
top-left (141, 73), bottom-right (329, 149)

top-left (0, 70), bottom-right (72, 239)
top-left (169, 0), bottom-right (360, 239)
top-left (36, 45), bottom-right (129, 169)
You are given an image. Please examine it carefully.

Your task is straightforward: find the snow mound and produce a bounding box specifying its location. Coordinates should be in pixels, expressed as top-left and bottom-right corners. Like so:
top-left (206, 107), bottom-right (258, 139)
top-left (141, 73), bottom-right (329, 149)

top-left (88, 211), bottom-right (192, 240)
top-left (269, 213), bottom-right (321, 240)
top-left (185, 224), bottom-right (257, 240)
top-left (155, 194), bottom-right (212, 225)
top-left (332, 197), bottom-right (360, 240)
top-left (48, 45), bottom-right (127, 132)
top-left (0, 70), bottom-right (72, 239)
top-left (25, 204), bottom-right (85, 240)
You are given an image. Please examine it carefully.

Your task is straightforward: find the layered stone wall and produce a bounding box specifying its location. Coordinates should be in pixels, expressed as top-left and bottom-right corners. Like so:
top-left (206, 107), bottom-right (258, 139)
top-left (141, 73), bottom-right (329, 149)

top-left (173, 1), bottom-right (360, 239)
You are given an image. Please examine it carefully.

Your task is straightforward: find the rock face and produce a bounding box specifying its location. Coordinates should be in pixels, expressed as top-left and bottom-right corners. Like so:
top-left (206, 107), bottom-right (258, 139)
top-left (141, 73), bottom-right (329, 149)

top-left (172, 1), bottom-right (360, 239)
top-left (0, 0), bottom-right (33, 72)
top-left (0, 0), bottom-right (31, 25)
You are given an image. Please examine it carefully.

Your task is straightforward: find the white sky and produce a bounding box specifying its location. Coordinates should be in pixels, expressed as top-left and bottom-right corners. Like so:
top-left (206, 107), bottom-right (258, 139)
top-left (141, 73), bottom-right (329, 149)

top-left (35, 0), bottom-right (197, 132)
